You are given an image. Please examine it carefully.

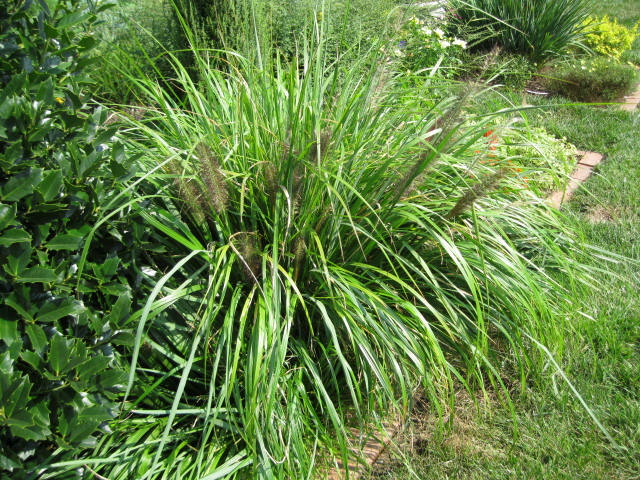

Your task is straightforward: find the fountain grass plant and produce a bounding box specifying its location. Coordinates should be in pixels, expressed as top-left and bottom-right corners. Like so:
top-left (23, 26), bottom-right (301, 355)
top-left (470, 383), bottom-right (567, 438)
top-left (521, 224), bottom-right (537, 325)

top-left (54, 23), bottom-right (602, 480)
top-left (450, 0), bottom-right (591, 63)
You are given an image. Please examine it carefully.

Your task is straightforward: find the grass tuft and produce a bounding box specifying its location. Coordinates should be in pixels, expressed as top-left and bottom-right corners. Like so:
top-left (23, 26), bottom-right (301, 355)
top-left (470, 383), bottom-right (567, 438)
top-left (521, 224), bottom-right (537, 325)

top-left (69, 18), bottom-right (604, 480)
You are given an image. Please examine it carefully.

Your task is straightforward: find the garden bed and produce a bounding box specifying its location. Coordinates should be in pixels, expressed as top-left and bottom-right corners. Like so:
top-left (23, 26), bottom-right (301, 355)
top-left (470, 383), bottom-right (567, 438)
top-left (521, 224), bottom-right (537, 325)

top-left (2, 1), bottom-right (640, 479)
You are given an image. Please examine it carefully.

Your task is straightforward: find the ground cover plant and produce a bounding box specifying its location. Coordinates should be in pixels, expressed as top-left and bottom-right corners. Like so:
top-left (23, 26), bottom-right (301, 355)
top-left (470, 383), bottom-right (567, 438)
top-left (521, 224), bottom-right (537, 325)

top-left (541, 56), bottom-right (638, 102)
top-left (468, 124), bottom-right (577, 193)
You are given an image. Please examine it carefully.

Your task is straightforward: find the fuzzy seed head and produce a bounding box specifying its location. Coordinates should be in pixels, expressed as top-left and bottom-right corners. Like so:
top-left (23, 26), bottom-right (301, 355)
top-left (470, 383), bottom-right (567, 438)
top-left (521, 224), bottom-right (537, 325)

top-left (196, 142), bottom-right (229, 214)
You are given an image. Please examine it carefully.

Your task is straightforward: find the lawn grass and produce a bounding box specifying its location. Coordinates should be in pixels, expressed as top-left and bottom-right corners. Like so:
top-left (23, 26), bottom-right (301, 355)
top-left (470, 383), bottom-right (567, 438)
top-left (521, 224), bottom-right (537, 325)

top-left (369, 4), bottom-right (640, 477)
top-left (592, 0), bottom-right (640, 26)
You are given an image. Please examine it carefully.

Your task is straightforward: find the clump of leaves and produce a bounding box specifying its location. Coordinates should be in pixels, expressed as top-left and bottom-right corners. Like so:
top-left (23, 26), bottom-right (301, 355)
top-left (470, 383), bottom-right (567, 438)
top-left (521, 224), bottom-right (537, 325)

top-left (0, 0), bottom-right (140, 476)
top-left (542, 56), bottom-right (638, 102)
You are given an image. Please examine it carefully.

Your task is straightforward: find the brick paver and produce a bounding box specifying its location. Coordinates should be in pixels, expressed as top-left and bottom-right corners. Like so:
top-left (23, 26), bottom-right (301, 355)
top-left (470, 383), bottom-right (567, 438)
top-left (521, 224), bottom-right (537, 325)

top-left (326, 419), bottom-right (401, 480)
top-left (548, 152), bottom-right (603, 208)
top-left (621, 84), bottom-right (640, 112)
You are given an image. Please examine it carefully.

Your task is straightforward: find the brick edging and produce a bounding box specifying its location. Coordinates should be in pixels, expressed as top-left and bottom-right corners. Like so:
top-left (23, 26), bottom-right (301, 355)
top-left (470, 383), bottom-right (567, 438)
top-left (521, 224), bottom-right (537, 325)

top-left (547, 151), bottom-right (603, 208)
top-left (621, 82), bottom-right (640, 111)
top-left (325, 418), bottom-right (402, 479)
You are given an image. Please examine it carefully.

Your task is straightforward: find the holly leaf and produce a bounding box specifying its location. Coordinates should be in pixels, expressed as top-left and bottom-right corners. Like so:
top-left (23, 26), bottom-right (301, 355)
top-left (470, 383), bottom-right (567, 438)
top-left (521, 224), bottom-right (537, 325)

top-left (2, 169), bottom-right (43, 201)
top-left (48, 335), bottom-right (70, 376)
top-left (16, 266), bottom-right (58, 283)
top-left (46, 232), bottom-right (83, 251)
top-left (0, 229), bottom-right (32, 246)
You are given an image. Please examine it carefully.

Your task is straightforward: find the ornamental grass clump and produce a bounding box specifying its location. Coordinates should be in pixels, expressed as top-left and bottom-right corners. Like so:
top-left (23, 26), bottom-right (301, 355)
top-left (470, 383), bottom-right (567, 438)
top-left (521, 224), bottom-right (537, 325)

top-left (72, 36), bottom-right (598, 480)
top-left (450, 0), bottom-right (591, 63)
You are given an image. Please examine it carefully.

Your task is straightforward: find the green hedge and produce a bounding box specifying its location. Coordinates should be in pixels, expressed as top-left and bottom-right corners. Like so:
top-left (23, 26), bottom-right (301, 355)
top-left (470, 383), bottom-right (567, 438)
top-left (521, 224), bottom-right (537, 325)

top-left (0, 0), bottom-right (142, 476)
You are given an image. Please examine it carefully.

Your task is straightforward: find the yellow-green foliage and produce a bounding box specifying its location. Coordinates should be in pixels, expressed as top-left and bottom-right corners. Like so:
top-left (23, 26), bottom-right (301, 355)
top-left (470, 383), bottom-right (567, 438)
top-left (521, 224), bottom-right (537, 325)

top-left (583, 15), bottom-right (639, 59)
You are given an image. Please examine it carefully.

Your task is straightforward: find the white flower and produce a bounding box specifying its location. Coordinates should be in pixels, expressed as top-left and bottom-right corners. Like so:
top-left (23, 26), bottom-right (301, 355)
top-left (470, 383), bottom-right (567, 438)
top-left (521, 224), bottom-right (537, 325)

top-left (421, 26), bottom-right (433, 36)
top-left (393, 48), bottom-right (405, 57)
top-left (434, 28), bottom-right (444, 38)
top-left (439, 40), bottom-right (451, 48)
top-left (452, 38), bottom-right (467, 49)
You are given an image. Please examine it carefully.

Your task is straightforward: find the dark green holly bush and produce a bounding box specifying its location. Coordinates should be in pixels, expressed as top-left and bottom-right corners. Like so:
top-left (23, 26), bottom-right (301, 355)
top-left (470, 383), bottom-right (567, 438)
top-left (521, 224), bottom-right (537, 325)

top-left (0, 0), bottom-right (142, 476)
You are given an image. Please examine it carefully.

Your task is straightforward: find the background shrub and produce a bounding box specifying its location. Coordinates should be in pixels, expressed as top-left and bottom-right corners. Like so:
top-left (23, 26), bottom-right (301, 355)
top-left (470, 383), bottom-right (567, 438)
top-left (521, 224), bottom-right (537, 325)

top-left (175, 0), bottom-right (401, 60)
top-left (92, 0), bottom-right (184, 101)
top-left (542, 57), bottom-right (638, 101)
top-left (94, 0), bottom-right (403, 100)
top-left (392, 15), bottom-right (468, 77)
top-left (583, 15), bottom-right (639, 59)
top-left (0, 1), bottom-right (141, 475)
top-left (450, 0), bottom-right (591, 63)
